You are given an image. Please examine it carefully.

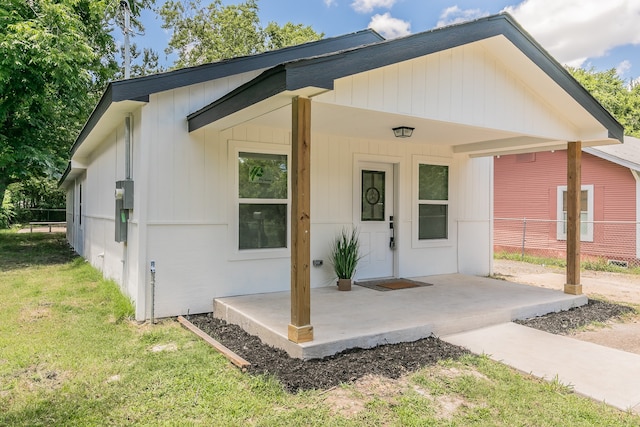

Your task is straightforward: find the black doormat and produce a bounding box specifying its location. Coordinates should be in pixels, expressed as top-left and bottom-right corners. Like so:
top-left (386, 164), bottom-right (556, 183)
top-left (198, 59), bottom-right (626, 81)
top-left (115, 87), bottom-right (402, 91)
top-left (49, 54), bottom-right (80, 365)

top-left (355, 278), bottom-right (433, 292)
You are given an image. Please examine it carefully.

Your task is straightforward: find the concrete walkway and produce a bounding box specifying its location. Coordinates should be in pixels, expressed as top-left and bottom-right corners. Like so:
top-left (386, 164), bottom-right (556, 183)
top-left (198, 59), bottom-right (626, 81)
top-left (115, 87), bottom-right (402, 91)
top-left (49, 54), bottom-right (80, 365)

top-left (443, 323), bottom-right (640, 413)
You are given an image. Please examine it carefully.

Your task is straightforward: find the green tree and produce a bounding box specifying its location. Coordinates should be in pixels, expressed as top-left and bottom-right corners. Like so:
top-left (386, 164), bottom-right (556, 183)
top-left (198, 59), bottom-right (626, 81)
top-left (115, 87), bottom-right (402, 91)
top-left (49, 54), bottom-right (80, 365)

top-left (264, 21), bottom-right (323, 51)
top-left (117, 43), bottom-right (164, 78)
top-left (159, 0), bottom-right (322, 68)
top-left (0, 0), bottom-right (98, 205)
top-left (0, 0), bottom-right (156, 220)
top-left (627, 81), bottom-right (640, 136)
top-left (567, 67), bottom-right (640, 137)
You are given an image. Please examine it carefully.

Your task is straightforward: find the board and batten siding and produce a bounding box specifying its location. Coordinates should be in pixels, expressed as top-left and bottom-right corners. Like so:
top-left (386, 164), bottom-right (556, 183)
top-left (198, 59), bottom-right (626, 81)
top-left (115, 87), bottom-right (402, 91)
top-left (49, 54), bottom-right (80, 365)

top-left (68, 111), bottom-right (141, 301)
top-left (139, 70), bottom-right (288, 317)
top-left (494, 150), bottom-right (638, 259)
top-left (318, 41), bottom-right (575, 140)
top-left (141, 114), bottom-right (492, 317)
top-left (76, 55), bottom-right (497, 319)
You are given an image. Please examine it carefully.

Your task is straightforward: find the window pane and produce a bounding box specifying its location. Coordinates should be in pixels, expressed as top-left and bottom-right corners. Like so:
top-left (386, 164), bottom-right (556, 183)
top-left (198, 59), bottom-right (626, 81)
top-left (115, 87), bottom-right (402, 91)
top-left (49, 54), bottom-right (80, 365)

top-left (361, 170), bottom-right (385, 221)
top-left (562, 211), bottom-right (589, 237)
top-left (580, 190), bottom-right (588, 211)
top-left (562, 190), bottom-right (588, 211)
top-left (239, 204), bottom-right (287, 249)
top-left (419, 204), bottom-right (447, 239)
top-left (419, 164), bottom-right (448, 200)
top-left (239, 152), bottom-right (287, 199)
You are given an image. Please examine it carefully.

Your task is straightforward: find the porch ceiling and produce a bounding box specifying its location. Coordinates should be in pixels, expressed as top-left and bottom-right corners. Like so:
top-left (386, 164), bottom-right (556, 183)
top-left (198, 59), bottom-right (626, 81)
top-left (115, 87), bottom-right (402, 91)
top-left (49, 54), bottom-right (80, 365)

top-left (187, 14), bottom-right (623, 156)
top-left (210, 97), bottom-right (616, 157)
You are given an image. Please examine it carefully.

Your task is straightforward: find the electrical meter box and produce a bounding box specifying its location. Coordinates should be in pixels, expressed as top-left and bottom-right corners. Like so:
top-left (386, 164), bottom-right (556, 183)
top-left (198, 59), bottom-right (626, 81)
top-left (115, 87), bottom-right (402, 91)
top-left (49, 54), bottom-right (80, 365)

top-left (116, 180), bottom-right (134, 209)
top-left (115, 180), bottom-right (134, 242)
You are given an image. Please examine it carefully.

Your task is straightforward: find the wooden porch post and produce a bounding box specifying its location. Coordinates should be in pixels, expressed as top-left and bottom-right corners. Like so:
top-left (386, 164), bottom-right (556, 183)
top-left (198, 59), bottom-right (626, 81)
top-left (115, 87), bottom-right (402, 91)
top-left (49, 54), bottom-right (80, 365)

top-left (565, 141), bottom-right (582, 295)
top-left (288, 96), bottom-right (314, 343)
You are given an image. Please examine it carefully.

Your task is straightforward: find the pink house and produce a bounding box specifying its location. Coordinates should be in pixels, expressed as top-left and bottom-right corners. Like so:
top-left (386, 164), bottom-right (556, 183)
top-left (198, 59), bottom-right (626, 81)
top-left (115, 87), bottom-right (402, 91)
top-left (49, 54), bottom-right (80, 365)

top-left (494, 136), bottom-right (640, 266)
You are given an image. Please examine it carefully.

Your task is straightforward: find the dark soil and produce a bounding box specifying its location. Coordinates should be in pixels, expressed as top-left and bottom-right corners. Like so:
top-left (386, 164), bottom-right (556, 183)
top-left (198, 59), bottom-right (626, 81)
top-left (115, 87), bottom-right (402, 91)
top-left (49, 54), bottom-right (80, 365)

top-left (188, 298), bottom-right (634, 393)
top-left (188, 315), bottom-right (469, 392)
top-left (515, 298), bottom-right (635, 334)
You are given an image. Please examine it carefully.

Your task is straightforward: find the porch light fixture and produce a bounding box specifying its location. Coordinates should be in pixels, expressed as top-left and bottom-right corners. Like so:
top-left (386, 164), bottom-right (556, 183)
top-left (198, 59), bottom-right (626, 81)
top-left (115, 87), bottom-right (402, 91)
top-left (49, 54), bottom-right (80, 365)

top-left (393, 126), bottom-right (414, 138)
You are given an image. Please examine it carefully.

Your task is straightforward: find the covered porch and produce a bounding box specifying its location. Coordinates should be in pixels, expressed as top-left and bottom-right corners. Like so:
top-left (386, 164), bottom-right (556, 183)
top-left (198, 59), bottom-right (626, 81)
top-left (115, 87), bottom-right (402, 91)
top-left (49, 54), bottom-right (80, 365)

top-left (213, 274), bottom-right (586, 360)
top-left (188, 14), bottom-right (623, 346)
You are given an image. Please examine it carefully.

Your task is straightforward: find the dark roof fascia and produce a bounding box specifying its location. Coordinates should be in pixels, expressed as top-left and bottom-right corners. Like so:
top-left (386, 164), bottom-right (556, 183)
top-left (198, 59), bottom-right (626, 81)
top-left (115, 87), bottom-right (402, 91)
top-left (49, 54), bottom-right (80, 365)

top-left (68, 30), bottom-right (383, 157)
top-left (285, 14), bottom-right (623, 141)
top-left (188, 65), bottom-right (288, 132)
top-left (110, 29), bottom-right (383, 103)
top-left (495, 15), bottom-right (624, 142)
top-left (196, 14), bottom-right (621, 142)
top-left (58, 163), bottom-right (72, 187)
top-left (68, 84), bottom-right (127, 157)
top-left (282, 16), bottom-right (511, 91)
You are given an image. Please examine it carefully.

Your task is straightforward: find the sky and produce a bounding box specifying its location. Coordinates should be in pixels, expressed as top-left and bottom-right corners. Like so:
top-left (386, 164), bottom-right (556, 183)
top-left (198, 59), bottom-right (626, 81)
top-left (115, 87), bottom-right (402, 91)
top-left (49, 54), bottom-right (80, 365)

top-left (136, 0), bottom-right (640, 83)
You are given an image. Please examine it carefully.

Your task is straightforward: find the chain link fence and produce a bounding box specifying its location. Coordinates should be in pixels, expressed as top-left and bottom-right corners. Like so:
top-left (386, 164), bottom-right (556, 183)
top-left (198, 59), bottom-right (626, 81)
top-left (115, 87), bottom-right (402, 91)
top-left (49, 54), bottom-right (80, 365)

top-left (494, 218), bottom-right (640, 269)
top-left (15, 208), bottom-right (66, 223)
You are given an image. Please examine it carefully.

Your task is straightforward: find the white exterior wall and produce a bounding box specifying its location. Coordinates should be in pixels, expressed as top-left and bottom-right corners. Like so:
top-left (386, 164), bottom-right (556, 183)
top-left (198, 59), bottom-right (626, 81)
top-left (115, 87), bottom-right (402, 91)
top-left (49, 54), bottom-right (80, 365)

top-left (82, 123), bottom-right (126, 283)
top-left (129, 46), bottom-right (523, 319)
top-left (320, 42), bottom-right (577, 141)
top-left (456, 155), bottom-right (493, 275)
top-left (142, 113), bottom-right (492, 318)
top-left (135, 70), bottom-right (281, 318)
top-left (75, 41), bottom-right (566, 319)
top-left (65, 186), bottom-right (74, 246)
top-left (66, 109), bottom-right (144, 310)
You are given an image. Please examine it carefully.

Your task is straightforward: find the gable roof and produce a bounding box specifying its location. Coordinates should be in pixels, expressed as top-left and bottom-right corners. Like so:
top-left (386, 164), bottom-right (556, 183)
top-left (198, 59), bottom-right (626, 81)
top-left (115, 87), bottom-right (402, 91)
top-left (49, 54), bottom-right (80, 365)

top-left (585, 136), bottom-right (640, 171)
top-left (67, 29), bottom-right (384, 158)
top-left (188, 13), bottom-right (623, 145)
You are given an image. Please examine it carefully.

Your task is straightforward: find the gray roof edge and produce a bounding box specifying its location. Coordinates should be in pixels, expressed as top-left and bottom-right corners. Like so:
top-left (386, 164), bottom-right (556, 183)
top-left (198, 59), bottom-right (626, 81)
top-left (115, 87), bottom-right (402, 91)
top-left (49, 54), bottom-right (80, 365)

top-left (188, 65), bottom-right (287, 132)
top-left (110, 29), bottom-right (383, 102)
top-left (58, 163), bottom-right (72, 187)
top-left (67, 29), bottom-right (383, 160)
top-left (283, 13), bottom-right (623, 142)
top-left (69, 84), bottom-right (116, 157)
top-left (584, 147), bottom-right (640, 171)
top-left (192, 12), bottom-right (624, 139)
top-left (584, 138), bottom-right (640, 171)
top-left (494, 13), bottom-right (624, 142)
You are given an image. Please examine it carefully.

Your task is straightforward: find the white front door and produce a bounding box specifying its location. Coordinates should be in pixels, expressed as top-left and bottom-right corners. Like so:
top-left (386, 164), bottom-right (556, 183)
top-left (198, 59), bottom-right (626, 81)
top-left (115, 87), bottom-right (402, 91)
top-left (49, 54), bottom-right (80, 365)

top-left (355, 162), bottom-right (395, 280)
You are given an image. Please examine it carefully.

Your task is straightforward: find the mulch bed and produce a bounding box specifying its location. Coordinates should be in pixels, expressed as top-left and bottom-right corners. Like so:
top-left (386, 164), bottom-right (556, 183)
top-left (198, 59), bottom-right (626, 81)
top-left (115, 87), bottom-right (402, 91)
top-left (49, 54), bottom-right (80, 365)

top-left (515, 298), bottom-right (635, 334)
top-left (188, 315), bottom-right (469, 392)
top-left (187, 298), bottom-right (635, 393)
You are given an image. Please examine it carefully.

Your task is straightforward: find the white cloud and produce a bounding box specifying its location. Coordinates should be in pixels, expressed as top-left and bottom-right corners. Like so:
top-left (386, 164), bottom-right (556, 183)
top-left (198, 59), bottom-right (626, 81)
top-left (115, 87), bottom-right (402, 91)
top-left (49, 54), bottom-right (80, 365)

top-left (616, 60), bottom-right (632, 77)
top-left (436, 6), bottom-right (489, 28)
top-left (324, 0), bottom-right (337, 6)
top-left (503, 0), bottom-right (640, 67)
top-left (368, 12), bottom-right (410, 39)
top-left (351, 0), bottom-right (397, 14)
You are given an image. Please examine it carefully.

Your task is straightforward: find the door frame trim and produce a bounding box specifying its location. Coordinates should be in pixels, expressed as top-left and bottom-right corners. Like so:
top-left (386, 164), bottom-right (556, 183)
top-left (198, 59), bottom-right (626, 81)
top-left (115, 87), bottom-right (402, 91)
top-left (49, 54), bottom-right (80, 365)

top-left (352, 154), bottom-right (401, 279)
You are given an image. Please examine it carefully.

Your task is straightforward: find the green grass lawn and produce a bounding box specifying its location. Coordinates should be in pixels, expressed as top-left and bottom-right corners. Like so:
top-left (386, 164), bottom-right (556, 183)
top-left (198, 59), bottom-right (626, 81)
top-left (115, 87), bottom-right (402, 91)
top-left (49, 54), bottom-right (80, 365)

top-left (1, 231), bottom-right (638, 426)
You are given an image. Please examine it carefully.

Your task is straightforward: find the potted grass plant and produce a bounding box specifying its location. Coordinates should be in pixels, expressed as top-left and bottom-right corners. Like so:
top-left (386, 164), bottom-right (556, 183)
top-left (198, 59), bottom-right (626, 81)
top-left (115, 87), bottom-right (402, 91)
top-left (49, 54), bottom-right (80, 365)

top-left (329, 228), bottom-right (362, 291)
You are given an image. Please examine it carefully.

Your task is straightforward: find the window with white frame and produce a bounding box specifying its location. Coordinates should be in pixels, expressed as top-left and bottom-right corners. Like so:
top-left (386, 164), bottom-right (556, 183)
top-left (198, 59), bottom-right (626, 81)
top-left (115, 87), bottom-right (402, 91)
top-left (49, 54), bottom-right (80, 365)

top-left (556, 185), bottom-right (593, 242)
top-left (237, 151), bottom-right (288, 250)
top-left (418, 163), bottom-right (449, 240)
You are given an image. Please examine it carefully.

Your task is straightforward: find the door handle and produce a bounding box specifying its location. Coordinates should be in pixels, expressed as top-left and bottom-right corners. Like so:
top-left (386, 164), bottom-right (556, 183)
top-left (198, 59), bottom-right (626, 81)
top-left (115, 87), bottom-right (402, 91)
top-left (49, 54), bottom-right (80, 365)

top-left (389, 216), bottom-right (396, 250)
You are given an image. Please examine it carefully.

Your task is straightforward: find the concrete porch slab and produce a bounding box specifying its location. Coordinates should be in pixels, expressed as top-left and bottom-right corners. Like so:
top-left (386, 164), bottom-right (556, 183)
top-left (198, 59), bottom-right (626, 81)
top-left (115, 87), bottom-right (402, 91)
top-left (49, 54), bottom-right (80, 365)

top-left (213, 274), bottom-right (587, 360)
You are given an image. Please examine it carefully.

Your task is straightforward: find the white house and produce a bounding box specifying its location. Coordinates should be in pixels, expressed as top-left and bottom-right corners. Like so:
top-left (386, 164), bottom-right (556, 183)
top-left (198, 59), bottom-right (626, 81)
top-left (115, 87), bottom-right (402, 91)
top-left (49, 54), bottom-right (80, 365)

top-left (61, 14), bottom-right (622, 340)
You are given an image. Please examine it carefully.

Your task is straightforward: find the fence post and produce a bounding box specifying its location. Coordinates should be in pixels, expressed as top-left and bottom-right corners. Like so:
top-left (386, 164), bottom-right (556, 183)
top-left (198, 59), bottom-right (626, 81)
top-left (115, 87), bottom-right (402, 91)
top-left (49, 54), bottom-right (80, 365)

top-left (521, 218), bottom-right (527, 260)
